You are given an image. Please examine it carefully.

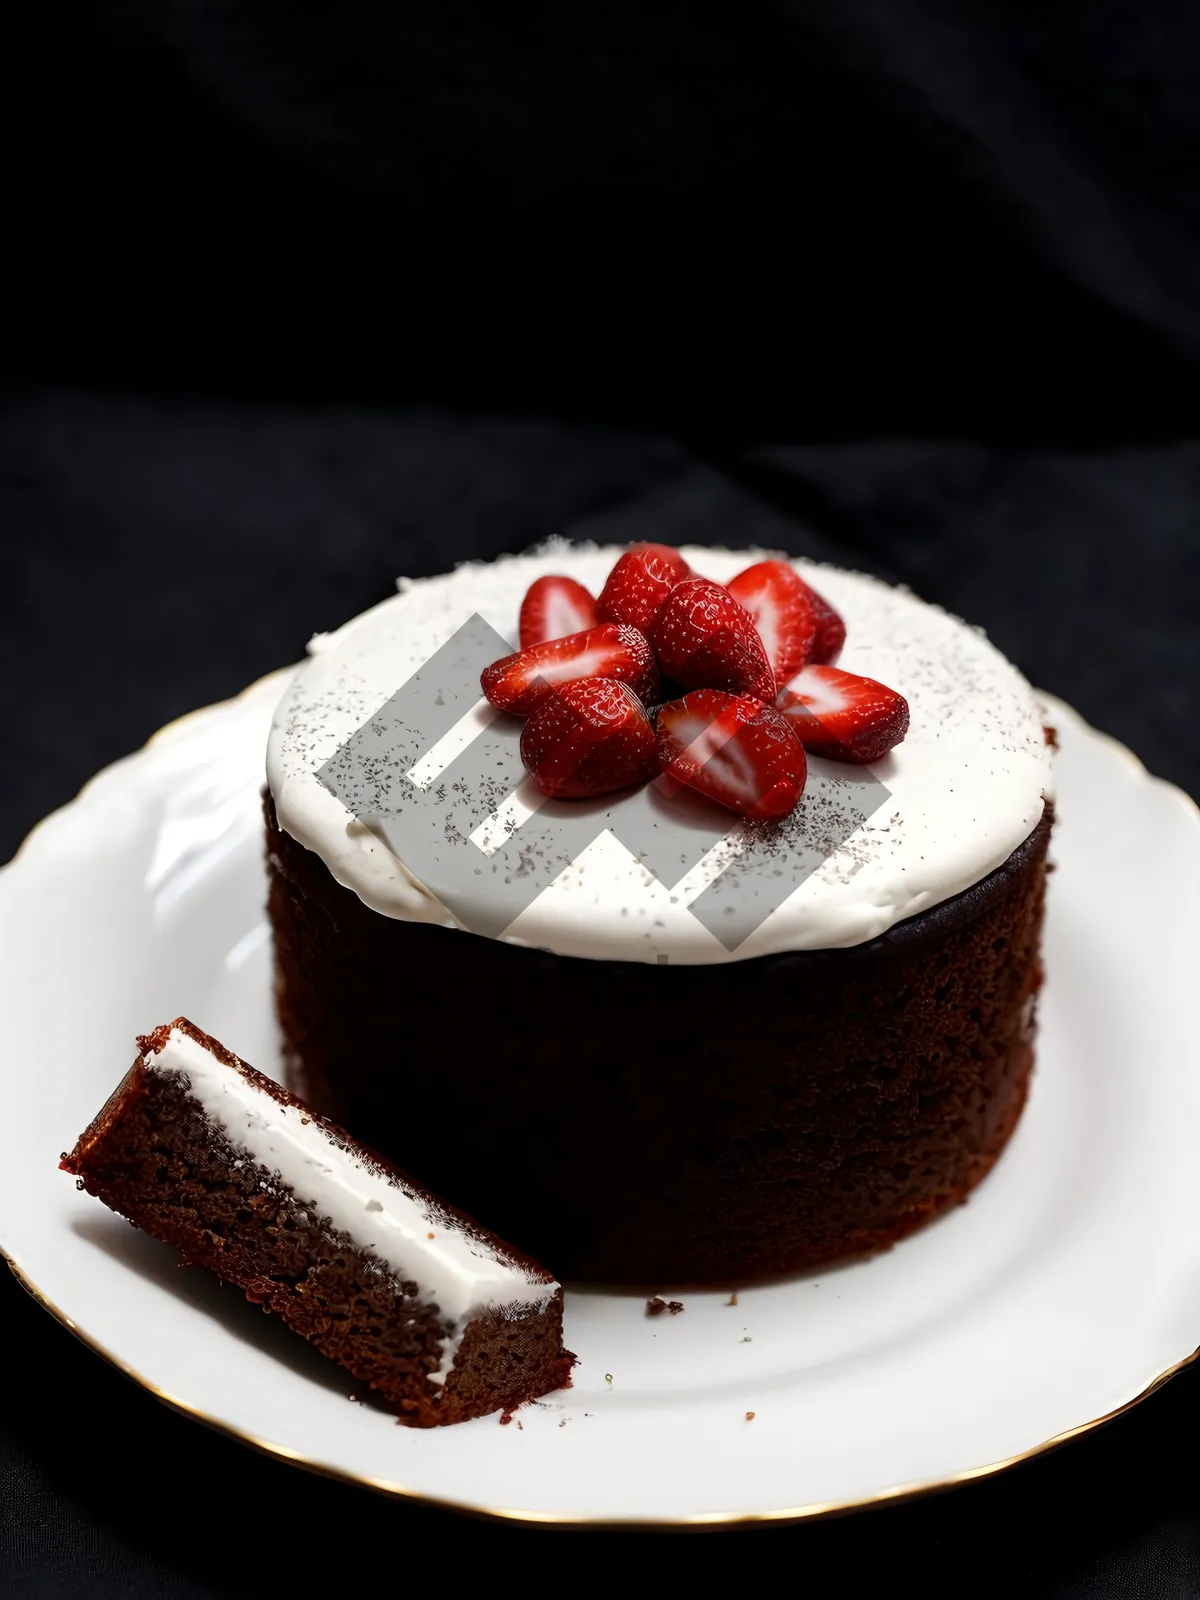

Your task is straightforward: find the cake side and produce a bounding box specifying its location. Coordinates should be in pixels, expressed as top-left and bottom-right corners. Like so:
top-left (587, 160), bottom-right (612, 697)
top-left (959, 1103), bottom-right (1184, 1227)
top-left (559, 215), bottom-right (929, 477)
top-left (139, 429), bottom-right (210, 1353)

top-left (269, 791), bottom-right (1052, 1285)
top-left (61, 1020), bottom-right (573, 1424)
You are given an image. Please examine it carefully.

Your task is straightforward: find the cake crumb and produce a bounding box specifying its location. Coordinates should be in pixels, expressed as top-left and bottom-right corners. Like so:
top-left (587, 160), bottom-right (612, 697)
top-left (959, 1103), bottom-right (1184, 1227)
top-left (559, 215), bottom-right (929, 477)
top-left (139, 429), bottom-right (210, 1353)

top-left (726, 1291), bottom-right (739, 1307)
top-left (426, 1231), bottom-right (435, 1239)
top-left (645, 1296), bottom-right (685, 1317)
top-left (604, 1373), bottom-right (613, 1387)
top-left (745, 1411), bottom-right (756, 1422)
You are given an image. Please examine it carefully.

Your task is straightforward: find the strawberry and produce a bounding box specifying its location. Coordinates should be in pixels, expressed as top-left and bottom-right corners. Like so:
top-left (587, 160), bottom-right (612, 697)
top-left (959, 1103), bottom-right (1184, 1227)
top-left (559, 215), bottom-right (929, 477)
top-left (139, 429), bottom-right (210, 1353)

top-left (805, 583), bottom-right (846, 665)
top-left (481, 623), bottom-right (658, 715)
top-left (777, 665), bottom-right (909, 763)
top-left (519, 574), bottom-right (600, 649)
top-left (655, 688), bottom-right (807, 821)
top-left (596, 543), bottom-right (691, 631)
top-left (649, 577), bottom-right (775, 703)
top-left (726, 560), bottom-right (817, 683)
top-left (520, 678), bottom-right (658, 799)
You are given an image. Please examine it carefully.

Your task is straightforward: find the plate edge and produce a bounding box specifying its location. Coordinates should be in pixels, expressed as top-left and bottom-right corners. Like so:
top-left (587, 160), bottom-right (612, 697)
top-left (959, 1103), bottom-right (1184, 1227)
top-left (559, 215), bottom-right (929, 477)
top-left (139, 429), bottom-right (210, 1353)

top-left (5, 1251), bottom-right (1197, 1529)
top-left (1036, 690), bottom-right (1199, 824)
top-left (4, 677), bottom-right (1198, 1524)
top-left (5, 665), bottom-right (296, 870)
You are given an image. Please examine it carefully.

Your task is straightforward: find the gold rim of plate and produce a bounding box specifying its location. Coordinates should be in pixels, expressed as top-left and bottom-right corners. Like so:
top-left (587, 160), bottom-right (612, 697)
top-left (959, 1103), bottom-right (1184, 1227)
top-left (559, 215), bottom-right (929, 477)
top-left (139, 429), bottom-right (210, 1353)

top-left (4, 675), bottom-right (1199, 1527)
top-left (5, 1255), bottom-right (1197, 1528)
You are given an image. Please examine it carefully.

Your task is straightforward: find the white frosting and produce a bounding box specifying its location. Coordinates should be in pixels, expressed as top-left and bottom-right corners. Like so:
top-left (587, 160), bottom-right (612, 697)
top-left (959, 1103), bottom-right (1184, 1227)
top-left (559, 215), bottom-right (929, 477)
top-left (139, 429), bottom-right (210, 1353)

top-left (267, 545), bottom-right (1054, 964)
top-left (145, 1027), bottom-right (555, 1381)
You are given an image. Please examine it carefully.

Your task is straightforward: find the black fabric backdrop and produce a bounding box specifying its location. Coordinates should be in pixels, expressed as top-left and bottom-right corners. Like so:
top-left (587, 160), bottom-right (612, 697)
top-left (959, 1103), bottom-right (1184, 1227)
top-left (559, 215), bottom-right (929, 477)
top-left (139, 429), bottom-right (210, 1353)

top-left (4, 2), bottom-right (1200, 1594)
top-left (9, 0), bottom-right (1200, 438)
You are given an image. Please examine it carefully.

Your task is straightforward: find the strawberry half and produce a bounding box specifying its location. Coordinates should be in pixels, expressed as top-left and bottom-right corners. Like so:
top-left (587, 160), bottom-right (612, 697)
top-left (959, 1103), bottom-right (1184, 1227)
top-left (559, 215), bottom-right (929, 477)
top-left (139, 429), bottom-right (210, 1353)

top-left (726, 560), bottom-right (817, 683)
top-left (519, 574), bottom-right (600, 649)
top-left (596, 543), bottom-right (691, 632)
top-left (481, 623), bottom-right (658, 715)
top-left (805, 583), bottom-right (846, 665)
top-left (777, 665), bottom-right (909, 764)
top-left (520, 678), bottom-right (658, 799)
top-left (656, 688), bottom-right (807, 821)
top-left (649, 578), bottom-right (775, 703)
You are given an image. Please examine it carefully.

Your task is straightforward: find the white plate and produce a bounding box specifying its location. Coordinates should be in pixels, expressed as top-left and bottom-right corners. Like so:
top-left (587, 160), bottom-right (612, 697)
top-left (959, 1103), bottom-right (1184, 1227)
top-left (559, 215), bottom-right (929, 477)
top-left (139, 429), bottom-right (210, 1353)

top-left (1, 673), bottom-right (1197, 1527)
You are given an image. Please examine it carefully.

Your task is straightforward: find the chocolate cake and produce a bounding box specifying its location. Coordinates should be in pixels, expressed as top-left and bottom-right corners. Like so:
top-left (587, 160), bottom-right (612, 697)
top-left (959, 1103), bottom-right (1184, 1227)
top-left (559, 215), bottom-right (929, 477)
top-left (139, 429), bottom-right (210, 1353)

top-left (265, 545), bottom-right (1055, 1285)
top-left (61, 1019), bottom-right (573, 1423)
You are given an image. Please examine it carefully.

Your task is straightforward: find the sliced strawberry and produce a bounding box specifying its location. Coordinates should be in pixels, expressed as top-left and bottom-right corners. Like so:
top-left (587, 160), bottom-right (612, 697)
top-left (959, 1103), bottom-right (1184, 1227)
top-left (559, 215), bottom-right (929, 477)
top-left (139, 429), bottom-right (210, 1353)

top-left (726, 560), bottom-right (817, 683)
top-left (649, 578), bottom-right (775, 703)
top-left (596, 543), bottom-right (691, 631)
top-left (481, 623), bottom-right (658, 715)
top-left (656, 688), bottom-right (807, 821)
top-left (802, 581), bottom-right (846, 665)
top-left (520, 678), bottom-right (658, 799)
top-left (519, 574), bottom-right (600, 649)
top-left (777, 665), bottom-right (909, 763)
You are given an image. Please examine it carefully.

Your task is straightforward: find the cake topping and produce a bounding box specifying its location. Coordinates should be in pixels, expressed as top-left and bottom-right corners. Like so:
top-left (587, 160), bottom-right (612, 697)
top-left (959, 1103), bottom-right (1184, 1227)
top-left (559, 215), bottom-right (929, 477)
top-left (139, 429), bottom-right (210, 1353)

top-left (518, 573), bottom-right (600, 648)
top-left (485, 545), bottom-right (906, 810)
top-left (269, 543), bottom-right (1053, 962)
top-left (778, 665), bottom-right (911, 765)
top-left (596, 542), bottom-right (691, 631)
top-left (806, 581), bottom-right (847, 665)
top-left (520, 677), bottom-right (659, 798)
top-left (726, 559), bottom-right (818, 684)
top-left (481, 621), bottom-right (659, 714)
top-left (656, 688), bottom-right (807, 820)
top-left (649, 577), bottom-right (777, 704)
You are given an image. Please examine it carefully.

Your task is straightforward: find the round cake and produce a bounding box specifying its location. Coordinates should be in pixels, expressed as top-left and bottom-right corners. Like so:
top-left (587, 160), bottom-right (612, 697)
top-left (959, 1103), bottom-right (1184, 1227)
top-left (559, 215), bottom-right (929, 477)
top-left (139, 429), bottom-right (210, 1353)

top-left (265, 544), bottom-right (1054, 1285)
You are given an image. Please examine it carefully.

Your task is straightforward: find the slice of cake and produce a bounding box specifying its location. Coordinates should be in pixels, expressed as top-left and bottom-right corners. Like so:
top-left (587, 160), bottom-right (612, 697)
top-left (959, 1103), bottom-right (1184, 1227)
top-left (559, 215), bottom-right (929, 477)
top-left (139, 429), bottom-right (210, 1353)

top-left (266, 542), bottom-right (1055, 1285)
top-left (61, 1020), bottom-right (573, 1425)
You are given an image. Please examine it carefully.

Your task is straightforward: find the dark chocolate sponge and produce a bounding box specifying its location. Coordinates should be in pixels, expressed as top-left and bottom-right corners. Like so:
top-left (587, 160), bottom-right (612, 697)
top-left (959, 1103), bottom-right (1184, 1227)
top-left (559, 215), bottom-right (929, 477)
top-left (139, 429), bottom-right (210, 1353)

top-left (266, 793), bottom-right (1051, 1286)
top-left (63, 1019), bottom-right (572, 1423)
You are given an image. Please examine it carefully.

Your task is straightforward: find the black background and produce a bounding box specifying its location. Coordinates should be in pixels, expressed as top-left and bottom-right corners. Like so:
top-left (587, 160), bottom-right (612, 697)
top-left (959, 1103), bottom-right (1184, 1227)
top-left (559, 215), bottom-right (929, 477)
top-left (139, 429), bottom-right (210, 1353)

top-left (3, 2), bottom-right (1200, 1593)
